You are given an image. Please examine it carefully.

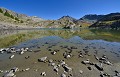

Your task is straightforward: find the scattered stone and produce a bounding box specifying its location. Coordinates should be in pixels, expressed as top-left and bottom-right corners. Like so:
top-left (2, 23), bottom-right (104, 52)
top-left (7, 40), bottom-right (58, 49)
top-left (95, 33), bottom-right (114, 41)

top-left (65, 54), bottom-right (71, 59)
top-left (81, 59), bottom-right (90, 65)
top-left (51, 51), bottom-right (56, 55)
top-left (41, 72), bottom-right (46, 76)
top-left (53, 66), bottom-right (59, 73)
top-left (21, 48), bottom-right (29, 52)
top-left (9, 55), bottom-right (15, 59)
top-left (61, 74), bottom-right (66, 77)
top-left (60, 60), bottom-right (66, 65)
top-left (79, 54), bottom-right (84, 58)
top-left (19, 51), bottom-right (24, 55)
top-left (95, 63), bottom-right (103, 71)
top-left (25, 68), bottom-right (30, 71)
top-left (38, 57), bottom-right (47, 62)
top-left (87, 66), bottom-right (92, 70)
top-left (11, 67), bottom-right (19, 72)
top-left (63, 65), bottom-right (72, 72)
top-left (94, 55), bottom-right (99, 60)
top-left (100, 71), bottom-right (104, 77)
top-left (51, 63), bottom-right (55, 66)
top-left (25, 56), bottom-right (30, 59)
top-left (79, 70), bottom-right (83, 74)
top-left (115, 70), bottom-right (120, 76)
top-left (7, 48), bottom-right (16, 53)
top-left (0, 70), bottom-right (3, 73)
top-left (104, 60), bottom-right (112, 65)
top-left (48, 59), bottom-right (53, 63)
top-left (3, 70), bottom-right (15, 77)
top-left (71, 46), bottom-right (77, 49)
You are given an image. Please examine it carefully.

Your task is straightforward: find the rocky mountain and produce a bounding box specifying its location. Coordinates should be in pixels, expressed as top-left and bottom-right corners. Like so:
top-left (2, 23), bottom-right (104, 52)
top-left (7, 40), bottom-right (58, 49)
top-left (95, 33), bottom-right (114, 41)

top-left (79, 14), bottom-right (105, 23)
top-left (0, 7), bottom-right (45, 28)
top-left (2, 7), bottom-right (117, 29)
top-left (38, 16), bottom-right (92, 29)
top-left (89, 13), bottom-right (120, 29)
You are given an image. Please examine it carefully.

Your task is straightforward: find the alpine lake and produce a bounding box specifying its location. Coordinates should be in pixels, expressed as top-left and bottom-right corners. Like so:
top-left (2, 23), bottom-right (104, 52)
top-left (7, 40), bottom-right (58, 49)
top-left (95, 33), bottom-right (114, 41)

top-left (0, 28), bottom-right (120, 77)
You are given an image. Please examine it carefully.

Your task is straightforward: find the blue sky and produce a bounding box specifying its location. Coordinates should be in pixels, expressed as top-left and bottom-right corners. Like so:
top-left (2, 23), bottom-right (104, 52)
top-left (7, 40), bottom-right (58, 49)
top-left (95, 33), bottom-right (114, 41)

top-left (0, 0), bottom-right (120, 19)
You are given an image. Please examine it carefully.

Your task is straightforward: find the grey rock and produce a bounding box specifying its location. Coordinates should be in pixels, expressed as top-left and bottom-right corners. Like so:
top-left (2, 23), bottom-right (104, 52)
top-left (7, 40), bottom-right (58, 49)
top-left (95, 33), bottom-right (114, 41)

top-left (51, 51), bottom-right (56, 55)
top-left (79, 70), bottom-right (83, 74)
top-left (95, 63), bottom-right (103, 71)
top-left (11, 67), bottom-right (19, 73)
top-left (41, 72), bottom-right (46, 76)
top-left (9, 55), bottom-right (15, 59)
top-left (81, 60), bottom-right (90, 64)
top-left (53, 66), bottom-right (59, 72)
top-left (38, 57), bottom-right (47, 62)
top-left (19, 51), bottom-right (24, 55)
top-left (3, 71), bottom-right (15, 77)
top-left (48, 59), bottom-right (53, 63)
top-left (61, 74), bottom-right (66, 77)
top-left (63, 65), bottom-right (72, 72)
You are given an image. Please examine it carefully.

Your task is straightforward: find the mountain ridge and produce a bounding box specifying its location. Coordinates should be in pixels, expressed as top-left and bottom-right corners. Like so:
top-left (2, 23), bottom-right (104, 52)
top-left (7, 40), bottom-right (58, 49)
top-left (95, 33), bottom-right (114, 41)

top-left (0, 7), bottom-right (119, 29)
top-left (89, 12), bottom-right (120, 29)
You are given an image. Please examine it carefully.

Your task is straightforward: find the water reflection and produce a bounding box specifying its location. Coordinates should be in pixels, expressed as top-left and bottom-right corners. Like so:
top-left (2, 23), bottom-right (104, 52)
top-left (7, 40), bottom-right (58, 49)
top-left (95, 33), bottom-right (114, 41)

top-left (0, 29), bottom-right (120, 48)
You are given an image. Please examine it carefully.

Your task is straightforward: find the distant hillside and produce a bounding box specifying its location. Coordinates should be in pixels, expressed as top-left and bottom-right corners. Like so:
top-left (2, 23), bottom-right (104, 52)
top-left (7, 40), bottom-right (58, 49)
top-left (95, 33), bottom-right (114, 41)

top-left (79, 14), bottom-right (105, 23)
top-left (0, 7), bottom-right (45, 27)
top-left (35, 16), bottom-right (92, 28)
top-left (89, 13), bottom-right (120, 29)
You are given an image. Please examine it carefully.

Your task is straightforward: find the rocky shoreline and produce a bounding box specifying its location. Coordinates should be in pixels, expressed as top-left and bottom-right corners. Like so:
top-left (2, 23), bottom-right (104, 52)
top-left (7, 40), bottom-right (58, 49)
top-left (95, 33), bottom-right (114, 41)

top-left (0, 36), bottom-right (120, 77)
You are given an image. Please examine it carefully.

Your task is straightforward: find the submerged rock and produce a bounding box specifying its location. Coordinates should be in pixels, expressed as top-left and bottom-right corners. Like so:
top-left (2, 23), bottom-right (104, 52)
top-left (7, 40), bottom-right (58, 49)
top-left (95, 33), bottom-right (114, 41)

top-left (81, 59), bottom-right (90, 65)
top-left (79, 70), bottom-right (83, 74)
top-left (95, 63), bottom-right (103, 71)
top-left (48, 59), bottom-right (53, 63)
top-left (61, 74), bottom-right (66, 77)
top-left (41, 72), bottom-right (46, 76)
top-left (63, 65), bottom-right (72, 72)
top-left (0, 70), bottom-right (3, 73)
top-left (53, 66), bottom-right (59, 73)
top-left (38, 57), bottom-right (47, 62)
top-left (11, 67), bottom-right (19, 73)
top-left (19, 51), bottom-right (24, 55)
top-left (51, 51), bottom-right (56, 55)
top-left (9, 55), bottom-right (15, 59)
top-left (3, 71), bottom-right (15, 77)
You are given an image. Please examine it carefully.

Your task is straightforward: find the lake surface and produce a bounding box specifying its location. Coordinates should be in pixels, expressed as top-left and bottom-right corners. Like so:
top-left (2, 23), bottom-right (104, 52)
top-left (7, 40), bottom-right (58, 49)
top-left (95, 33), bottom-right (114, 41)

top-left (0, 29), bottom-right (120, 77)
top-left (0, 29), bottom-right (120, 48)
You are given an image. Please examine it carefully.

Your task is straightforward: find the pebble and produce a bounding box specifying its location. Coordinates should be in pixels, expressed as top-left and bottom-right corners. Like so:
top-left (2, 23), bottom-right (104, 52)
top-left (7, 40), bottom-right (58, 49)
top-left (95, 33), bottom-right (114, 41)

top-left (11, 67), bottom-right (19, 72)
top-left (41, 72), bottom-right (46, 76)
top-left (61, 74), bottom-right (66, 77)
top-left (38, 57), bottom-right (47, 62)
top-left (25, 68), bottom-right (30, 71)
top-left (9, 55), bottom-right (15, 59)
top-left (79, 70), bottom-right (83, 74)
top-left (0, 70), bottom-right (3, 73)
top-left (3, 70), bottom-right (15, 77)
top-left (95, 63), bottom-right (103, 71)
